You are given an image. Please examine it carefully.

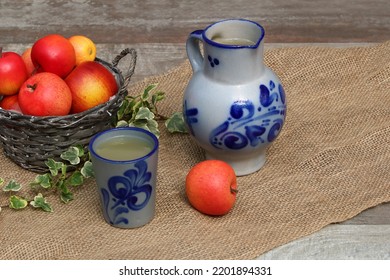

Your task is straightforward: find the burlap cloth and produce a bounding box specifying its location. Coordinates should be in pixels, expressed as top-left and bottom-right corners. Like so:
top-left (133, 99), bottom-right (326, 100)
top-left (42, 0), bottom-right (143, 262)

top-left (1, 42), bottom-right (389, 260)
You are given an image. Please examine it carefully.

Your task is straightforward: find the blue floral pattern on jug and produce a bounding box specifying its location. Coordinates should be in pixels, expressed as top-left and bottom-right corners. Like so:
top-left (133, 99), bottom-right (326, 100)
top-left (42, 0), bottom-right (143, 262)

top-left (209, 80), bottom-right (286, 150)
top-left (101, 160), bottom-right (152, 226)
top-left (183, 100), bottom-right (198, 136)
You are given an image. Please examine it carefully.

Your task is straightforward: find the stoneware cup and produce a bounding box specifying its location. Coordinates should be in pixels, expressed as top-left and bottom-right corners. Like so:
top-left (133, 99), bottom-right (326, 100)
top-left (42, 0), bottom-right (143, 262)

top-left (89, 127), bottom-right (159, 229)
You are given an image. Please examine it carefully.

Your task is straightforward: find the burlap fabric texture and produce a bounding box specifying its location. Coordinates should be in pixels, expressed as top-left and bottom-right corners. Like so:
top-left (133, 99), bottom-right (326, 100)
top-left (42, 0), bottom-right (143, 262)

top-left (1, 41), bottom-right (389, 260)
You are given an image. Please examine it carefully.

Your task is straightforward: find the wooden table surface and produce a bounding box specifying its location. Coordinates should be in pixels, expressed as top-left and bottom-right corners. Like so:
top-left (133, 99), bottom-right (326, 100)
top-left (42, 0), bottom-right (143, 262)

top-left (1, 0), bottom-right (389, 259)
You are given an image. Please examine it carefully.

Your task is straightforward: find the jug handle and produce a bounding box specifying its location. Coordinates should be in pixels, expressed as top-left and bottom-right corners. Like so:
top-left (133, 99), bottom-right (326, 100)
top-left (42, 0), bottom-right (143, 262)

top-left (186, 30), bottom-right (204, 73)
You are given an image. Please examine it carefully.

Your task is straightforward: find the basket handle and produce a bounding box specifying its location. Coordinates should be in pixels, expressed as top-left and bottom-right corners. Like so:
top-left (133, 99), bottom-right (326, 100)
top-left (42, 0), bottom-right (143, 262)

top-left (112, 48), bottom-right (137, 88)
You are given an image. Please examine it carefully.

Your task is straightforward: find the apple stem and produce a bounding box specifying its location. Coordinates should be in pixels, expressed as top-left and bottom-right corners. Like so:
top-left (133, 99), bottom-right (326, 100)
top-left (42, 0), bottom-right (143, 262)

top-left (27, 84), bottom-right (37, 91)
top-left (230, 186), bottom-right (238, 194)
top-left (0, 47), bottom-right (2, 57)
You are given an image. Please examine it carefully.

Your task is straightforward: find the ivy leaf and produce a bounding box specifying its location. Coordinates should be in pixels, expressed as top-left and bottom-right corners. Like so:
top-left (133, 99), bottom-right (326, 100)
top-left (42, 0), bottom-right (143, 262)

top-left (131, 118), bottom-right (160, 138)
top-left (67, 171), bottom-right (84, 187)
top-left (9, 195), bottom-right (28, 210)
top-left (131, 100), bottom-right (143, 116)
top-left (165, 112), bottom-right (188, 133)
top-left (31, 174), bottom-right (52, 189)
top-left (116, 99), bottom-right (128, 120)
top-left (146, 119), bottom-right (160, 138)
top-left (151, 91), bottom-right (165, 105)
top-left (30, 193), bottom-right (53, 212)
top-left (45, 158), bottom-right (64, 176)
top-left (60, 146), bottom-right (81, 165)
top-left (60, 190), bottom-right (74, 204)
top-left (3, 180), bottom-right (22, 192)
top-left (116, 120), bottom-right (129, 127)
top-left (59, 185), bottom-right (74, 204)
top-left (135, 106), bottom-right (155, 120)
top-left (142, 84), bottom-right (157, 100)
top-left (81, 161), bottom-right (94, 178)
top-left (74, 144), bottom-right (85, 157)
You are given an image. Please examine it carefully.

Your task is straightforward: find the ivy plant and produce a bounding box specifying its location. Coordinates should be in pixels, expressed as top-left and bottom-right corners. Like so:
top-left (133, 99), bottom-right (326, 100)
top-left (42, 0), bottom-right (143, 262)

top-left (116, 83), bottom-right (188, 135)
top-left (0, 145), bottom-right (93, 212)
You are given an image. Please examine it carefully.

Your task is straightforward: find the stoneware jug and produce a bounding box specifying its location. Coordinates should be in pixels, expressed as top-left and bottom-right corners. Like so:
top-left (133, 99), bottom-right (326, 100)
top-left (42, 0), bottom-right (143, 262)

top-left (183, 19), bottom-right (287, 176)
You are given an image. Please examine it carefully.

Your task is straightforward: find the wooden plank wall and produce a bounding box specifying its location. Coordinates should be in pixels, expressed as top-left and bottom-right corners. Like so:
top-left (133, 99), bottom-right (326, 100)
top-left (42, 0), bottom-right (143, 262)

top-left (0, 0), bottom-right (389, 44)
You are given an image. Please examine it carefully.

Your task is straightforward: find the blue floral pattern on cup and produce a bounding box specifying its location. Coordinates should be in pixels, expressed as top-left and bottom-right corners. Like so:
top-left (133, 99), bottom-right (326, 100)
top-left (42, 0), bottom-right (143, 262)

top-left (208, 80), bottom-right (286, 150)
top-left (101, 160), bottom-right (152, 226)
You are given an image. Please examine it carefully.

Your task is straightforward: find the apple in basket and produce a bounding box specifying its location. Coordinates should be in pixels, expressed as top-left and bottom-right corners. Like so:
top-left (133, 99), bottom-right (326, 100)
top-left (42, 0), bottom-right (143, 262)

top-left (31, 34), bottom-right (76, 78)
top-left (18, 72), bottom-right (72, 116)
top-left (21, 47), bottom-right (36, 77)
top-left (0, 94), bottom-right (22, 113)
top-left (0, 49), bottom-right (29, 96)
top-left (65, 61), bottom-right (118, 114)
top-left (185, 160), bottom-right (238, 216)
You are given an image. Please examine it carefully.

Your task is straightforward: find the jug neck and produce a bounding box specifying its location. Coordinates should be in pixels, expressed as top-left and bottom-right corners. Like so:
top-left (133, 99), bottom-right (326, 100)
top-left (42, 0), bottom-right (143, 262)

top-left (203, 41), bottom-right (265, 84)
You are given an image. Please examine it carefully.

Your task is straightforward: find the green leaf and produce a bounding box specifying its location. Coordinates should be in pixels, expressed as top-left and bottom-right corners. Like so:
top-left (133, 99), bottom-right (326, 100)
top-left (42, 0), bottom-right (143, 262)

top-left (155, 91), bottom-right (165, 102)
top-left (116, 120), bottom-right (129, 127)
top-left (32, 174), bottom-right (52, 189)
top-left (81, 161), bottom-right (94, 178)
top-left (147, 119), bottom-right (160, 138)
top-left (45, 158), bottom-right (64, 176)
top-left (60, 146), bottom-right (81, 165)
top-left (61, 163), bottom-right (67, 176)
top-left (142, 84), bottom-right (157, 100)
top-left (165, 112), bottom-right (188, 133)
top-left (67, 171), bottom-right (84, 187)
top-left (59, 184), bottom-right (74, 203)
top-left (130, 100), bottom-right (143, 115)
top-left (30, 193), bottom-right (53, 212)
top-left (60, 190), bottom-right (74, 204)
top-left (116, 99), bottom-right (128, 120)
top-left (135, 107), bottom-right (155, 120)
top-left (0, 178), bottom-right (4, 186)
top-left (74, 144), bottom-right (85, 157)
top-left (151, 92), bottom-right (165, 108)
top-left (3, 180), bottom-right (22, 192)
top-left (9, 195), bottom-right (28, 210)
top-left (131, 120), bottom-right (148, 129)
top-left (130, 119), bottom-right (160, 138)
top-left (142, 100), bottom-right (152, 110)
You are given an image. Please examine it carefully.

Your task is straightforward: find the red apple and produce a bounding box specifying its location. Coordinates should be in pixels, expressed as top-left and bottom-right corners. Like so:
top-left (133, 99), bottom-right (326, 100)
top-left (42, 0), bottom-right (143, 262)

top-left (185, 160), bottom-right (238, 216)
top-left (31, 34), bottom-right (76, 78)
top-left (18, 72), bottom-right (72, 116)
top-left (0, 94), bottom-right (22, 113)
top-left (0, 48), bottom-right (28, 95)
top-left (21, 47), bottom-right (36, 77)
top-left (65, 61), bottom-right (118, 113)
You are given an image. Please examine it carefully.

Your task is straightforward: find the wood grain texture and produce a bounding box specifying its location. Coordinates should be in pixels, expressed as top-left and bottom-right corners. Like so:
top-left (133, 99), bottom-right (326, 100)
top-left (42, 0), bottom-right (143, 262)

top-left (0, 0), bottom-right (389, 44)
top-left (257, 224), bottom-right (390, 259)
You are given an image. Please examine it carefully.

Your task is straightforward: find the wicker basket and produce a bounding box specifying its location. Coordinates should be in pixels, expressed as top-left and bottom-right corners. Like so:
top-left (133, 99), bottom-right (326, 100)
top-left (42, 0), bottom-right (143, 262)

top-left (0, 48), bottom-right (137, 173)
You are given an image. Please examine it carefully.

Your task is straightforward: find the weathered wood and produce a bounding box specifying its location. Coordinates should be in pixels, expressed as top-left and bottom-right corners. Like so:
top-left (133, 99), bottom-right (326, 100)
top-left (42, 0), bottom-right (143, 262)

top-left (257, 224), bottom-right (390, 259)
top-left (0, 0), bottom-right (389, 44)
